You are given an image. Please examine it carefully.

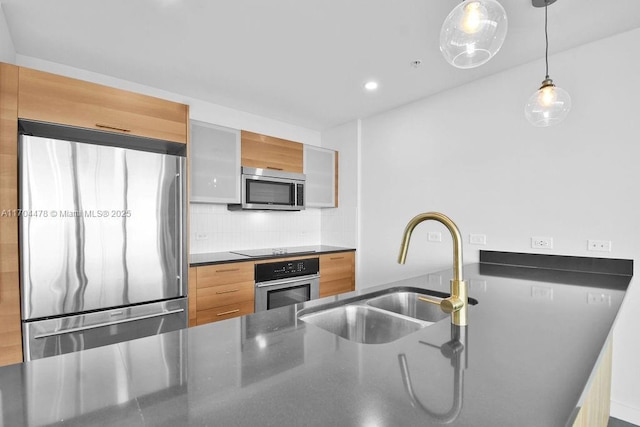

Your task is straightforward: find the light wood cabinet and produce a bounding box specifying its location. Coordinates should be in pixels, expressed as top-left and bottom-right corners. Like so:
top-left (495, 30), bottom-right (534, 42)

top-left (195, 300), bottom-right (255, 324)
top-left (188, 267), bottom-right (198, 327)
top-left (0, 63), bottom-right (22, 366)
top-left (18, 67), bottom-right (188, 144)
top-left (241, 130), bottom-right (303, 173)
top-left (190, 120), bottom-right (241, 203)
top-left (304, 145), bottom-right (338, 208)
top-left (194, 261), bottom-right (255, 325)
top-left (319, 251), bottom-right (355, 298)
top-left (571, 339), bottom-right (612, 427)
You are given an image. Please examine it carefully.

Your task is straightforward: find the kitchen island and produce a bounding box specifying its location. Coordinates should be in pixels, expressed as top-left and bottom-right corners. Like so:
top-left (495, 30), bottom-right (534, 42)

top-left (0, 251), bottom-right (632, 426)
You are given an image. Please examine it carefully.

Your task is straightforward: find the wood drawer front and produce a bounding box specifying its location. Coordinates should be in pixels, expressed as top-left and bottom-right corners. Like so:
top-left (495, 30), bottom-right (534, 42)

top-left (18, 67), bottom-right (188, 144)
top-left (320, 252), bottom-right (354, 280)
top-left (197, 281), bottom-right (254, 311)
top-left (188, 267), bottom-right (197, 327)
top-left (241, 130), bottom-right (303, 173)
top-left (196, 300), bottom-right (254, 325)
top-left (319, 252), bottom-right (355, 298)
top-left (319, 278), bottom-right (354, 299)
top-left (197, 262), bottom-right (254, 288)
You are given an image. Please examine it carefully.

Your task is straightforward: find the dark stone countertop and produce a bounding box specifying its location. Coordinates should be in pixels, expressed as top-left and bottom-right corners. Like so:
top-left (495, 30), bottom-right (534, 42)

top-left (189, 245), bottom-right (355, 266)
top-left (0, 261), bottom-right (631, 426)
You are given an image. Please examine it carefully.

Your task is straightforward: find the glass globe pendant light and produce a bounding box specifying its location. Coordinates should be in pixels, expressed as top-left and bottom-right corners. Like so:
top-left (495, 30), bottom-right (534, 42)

top-left (440, 0), bottom-right (508, 69)
top-left (524, 0), bottom-right (571, 127)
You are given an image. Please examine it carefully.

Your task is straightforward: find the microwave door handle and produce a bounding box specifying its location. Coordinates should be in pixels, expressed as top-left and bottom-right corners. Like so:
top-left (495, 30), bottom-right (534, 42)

top-left (256, 274), bottom-right (320, 288)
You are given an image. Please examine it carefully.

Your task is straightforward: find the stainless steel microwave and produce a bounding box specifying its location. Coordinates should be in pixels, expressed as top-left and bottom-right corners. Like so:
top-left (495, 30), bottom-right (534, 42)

top-left (228, 167), bottom-right (305, 211)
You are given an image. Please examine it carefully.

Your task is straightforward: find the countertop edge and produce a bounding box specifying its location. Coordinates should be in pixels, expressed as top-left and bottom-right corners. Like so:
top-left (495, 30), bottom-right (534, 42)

top-left (189, 247), bottom-right (356, 267)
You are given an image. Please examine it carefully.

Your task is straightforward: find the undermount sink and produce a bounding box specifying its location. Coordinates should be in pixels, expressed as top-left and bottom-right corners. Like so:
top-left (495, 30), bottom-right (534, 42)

top-left (298, 305), bottom-right (424, 344)
top-left (366, 292), bottom-right (449, 324)
top-left (298, 287), bottom-right (474, 344)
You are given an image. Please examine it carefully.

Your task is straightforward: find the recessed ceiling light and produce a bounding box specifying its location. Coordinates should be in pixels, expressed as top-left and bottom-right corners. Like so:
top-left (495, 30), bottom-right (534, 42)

top-left (364, 81), bottom-right (379, 91)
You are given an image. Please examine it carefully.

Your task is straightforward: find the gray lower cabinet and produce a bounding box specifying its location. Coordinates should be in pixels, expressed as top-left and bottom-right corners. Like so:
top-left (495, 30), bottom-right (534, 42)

top-left (190, 120), bottom-right (241, 203)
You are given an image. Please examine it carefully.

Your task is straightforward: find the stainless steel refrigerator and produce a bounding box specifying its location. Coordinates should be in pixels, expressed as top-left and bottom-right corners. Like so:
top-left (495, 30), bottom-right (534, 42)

top-left (19, 120), bottom-right (188, 361)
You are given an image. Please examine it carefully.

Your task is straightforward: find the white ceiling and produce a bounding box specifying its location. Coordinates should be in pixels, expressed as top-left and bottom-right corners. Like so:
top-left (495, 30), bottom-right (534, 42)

top-left (3, 0), bottom-right (640, 130)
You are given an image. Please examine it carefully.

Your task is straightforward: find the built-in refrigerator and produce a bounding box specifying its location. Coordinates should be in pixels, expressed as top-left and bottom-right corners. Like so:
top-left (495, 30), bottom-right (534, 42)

top-left (18, 120), bottom-right (188, 361)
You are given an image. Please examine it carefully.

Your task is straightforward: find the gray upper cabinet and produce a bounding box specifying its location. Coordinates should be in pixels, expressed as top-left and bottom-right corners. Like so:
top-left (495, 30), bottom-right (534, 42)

top-left (304, 145), bottom-right (336, 208)
top-left (190, 120), bottom-right (241, 203)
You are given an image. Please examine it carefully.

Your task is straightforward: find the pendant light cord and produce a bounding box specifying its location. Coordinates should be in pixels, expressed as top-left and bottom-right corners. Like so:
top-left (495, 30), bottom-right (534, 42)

top-left (544, 0), bottom-right (549, 79)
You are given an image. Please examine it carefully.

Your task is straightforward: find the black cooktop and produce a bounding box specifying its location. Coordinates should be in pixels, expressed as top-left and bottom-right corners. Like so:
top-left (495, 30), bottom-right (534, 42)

top-left (230, 247), bottom-right (317, 258)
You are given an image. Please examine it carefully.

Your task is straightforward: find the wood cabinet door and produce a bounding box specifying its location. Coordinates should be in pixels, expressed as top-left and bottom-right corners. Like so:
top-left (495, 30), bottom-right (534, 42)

top-left (0, 63), bottom-right (23, 366)
top-left (241, 130), bottom-right (303, 173)
top-left (18, 67), bottom-right (188, 144)
top-left (319, 252), bottom-right (355, 298)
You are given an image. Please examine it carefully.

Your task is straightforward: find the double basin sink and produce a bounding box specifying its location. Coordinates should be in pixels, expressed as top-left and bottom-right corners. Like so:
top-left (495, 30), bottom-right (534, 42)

top-left (298, 287), bottom-right (477, 344)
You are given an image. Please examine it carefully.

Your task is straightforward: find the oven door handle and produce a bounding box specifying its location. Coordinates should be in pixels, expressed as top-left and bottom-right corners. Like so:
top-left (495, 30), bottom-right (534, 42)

top-left (255, 274), bottom-right (320, 288)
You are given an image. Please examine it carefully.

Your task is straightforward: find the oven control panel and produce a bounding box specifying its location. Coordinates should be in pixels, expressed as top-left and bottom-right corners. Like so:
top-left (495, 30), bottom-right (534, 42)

top-left (255, 257), bottom-right (320, 282)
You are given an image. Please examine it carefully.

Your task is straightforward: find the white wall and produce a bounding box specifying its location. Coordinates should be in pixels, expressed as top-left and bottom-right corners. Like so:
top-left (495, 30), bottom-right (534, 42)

top-left (0, 4), bottom-right (15, 63)
top-left (357, 28), bottom-right (640, 424)
top-left (15, 56), bottom-right (324, 254)
top-left (320, 121), bottom-right (359, 248)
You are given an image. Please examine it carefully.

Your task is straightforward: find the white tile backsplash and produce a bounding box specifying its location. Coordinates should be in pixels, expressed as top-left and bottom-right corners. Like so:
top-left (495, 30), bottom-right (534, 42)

top-left (190, 203), bottom-right (322, 253)
top-left (321, 206), bottom-right (358, 248)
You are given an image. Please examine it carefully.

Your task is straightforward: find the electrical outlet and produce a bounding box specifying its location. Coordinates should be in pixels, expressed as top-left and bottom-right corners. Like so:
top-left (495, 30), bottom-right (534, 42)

top-left (195, 232), bottom-right (208, 241)
top-left (469, 234), bottom-right (487, 245)
top-left (587, 292), bottom-right (611, 305)
top-left (531, 236), bottom-right (553, 249)
top-left (531, 285), bottom-right (553, 300)
top-left (587, 240), bottom-right (611, 252)
top-left (428, 231), bottom-right (442, 242)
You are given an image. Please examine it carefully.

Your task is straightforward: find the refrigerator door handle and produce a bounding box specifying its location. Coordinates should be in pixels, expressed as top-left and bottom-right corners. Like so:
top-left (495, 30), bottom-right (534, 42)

top-left (33, 308), bottom-right (185, 339)
top-left (177, 162), bottom-right (184, 285)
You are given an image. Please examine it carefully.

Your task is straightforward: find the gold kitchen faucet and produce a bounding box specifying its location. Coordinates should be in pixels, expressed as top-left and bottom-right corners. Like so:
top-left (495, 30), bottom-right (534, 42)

top-left (398, 212), bottom-right (468, 326)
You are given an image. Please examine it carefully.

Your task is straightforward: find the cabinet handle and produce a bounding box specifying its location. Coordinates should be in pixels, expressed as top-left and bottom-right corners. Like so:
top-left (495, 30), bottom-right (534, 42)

top-left (95, 123), bottom-right (132, 133)
top-left (216, 268), bottom-right (240, 273)
top-left (216, 288), bottom-right (239, 294)
top-left (266, 167), bottom-right (283, 171)
top-left (217, 309), bottom-right (240, 316)
top-left (330, 256), bottom-right (345, 260)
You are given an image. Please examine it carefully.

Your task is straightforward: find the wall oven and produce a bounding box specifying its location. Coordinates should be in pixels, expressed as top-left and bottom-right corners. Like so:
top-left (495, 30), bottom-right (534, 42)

top-left (255, 258), bottom-right (320, 312)
top-left (228, 167), bottom-right (305, 211)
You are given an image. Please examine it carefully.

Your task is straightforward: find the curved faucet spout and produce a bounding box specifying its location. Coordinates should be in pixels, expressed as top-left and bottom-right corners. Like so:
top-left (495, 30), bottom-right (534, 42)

top-left (398, 212), bottom-right (463, 281)
top-left (397, 212), bottom-right (468, 326)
